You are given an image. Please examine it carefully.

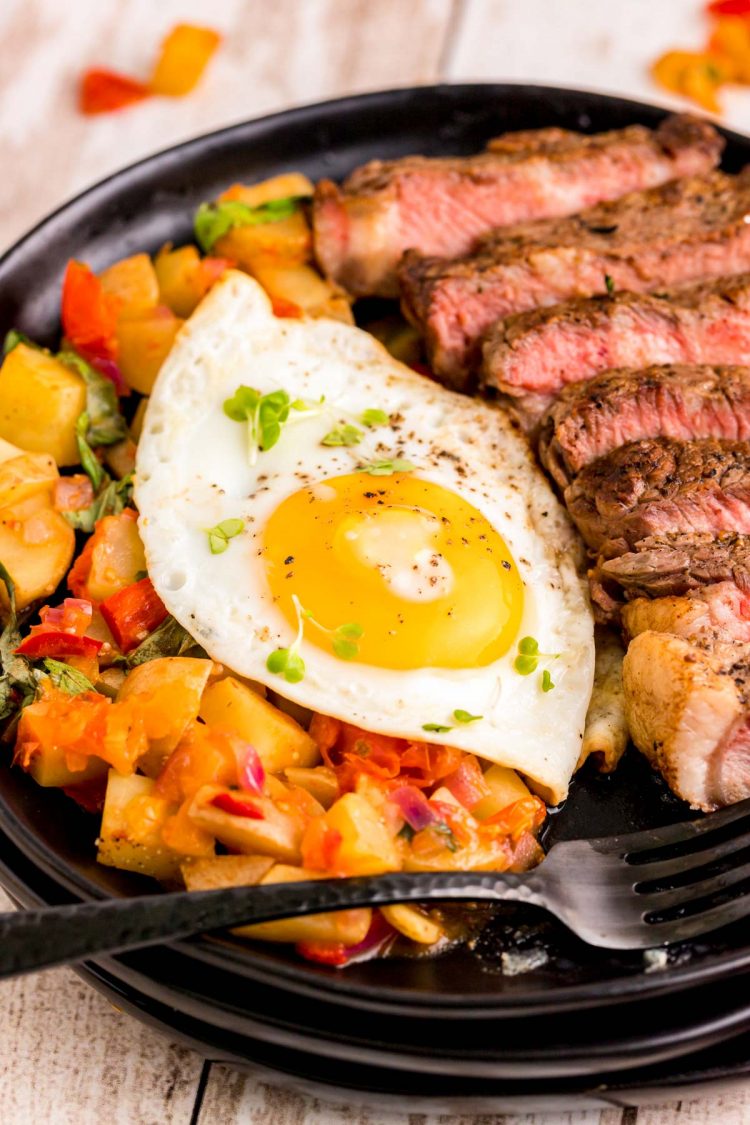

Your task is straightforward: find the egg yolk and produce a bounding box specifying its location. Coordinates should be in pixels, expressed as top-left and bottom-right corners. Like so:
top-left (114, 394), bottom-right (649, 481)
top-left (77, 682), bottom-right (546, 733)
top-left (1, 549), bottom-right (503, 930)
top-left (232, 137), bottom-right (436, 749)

top-left (261, 472), bottom-right (523, 670)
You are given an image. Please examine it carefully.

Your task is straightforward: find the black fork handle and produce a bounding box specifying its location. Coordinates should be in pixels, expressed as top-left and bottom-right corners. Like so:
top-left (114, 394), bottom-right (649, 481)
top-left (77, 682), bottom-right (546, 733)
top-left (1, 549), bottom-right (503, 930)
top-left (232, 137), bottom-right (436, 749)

top-left (0, 870), bottom-right (547, 979)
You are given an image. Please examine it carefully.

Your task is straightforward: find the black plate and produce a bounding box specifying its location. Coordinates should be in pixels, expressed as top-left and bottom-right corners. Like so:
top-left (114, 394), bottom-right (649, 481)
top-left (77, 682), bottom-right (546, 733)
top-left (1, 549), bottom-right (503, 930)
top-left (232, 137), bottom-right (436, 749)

top-left (1, 84), bottom-right (750, 1028)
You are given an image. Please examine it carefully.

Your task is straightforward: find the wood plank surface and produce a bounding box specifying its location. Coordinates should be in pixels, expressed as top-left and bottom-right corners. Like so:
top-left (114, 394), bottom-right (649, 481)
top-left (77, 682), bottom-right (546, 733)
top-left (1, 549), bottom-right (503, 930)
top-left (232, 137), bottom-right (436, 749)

top-left (1, 1), bottom-right (750, 1122)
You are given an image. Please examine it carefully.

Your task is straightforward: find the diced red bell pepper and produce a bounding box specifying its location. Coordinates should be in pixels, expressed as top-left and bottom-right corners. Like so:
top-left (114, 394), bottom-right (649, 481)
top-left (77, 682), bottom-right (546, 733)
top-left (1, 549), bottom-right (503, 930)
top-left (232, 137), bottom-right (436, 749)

top-left (210, 792), bottom-right (264, 819)
top-left (297, 911), bottom-right (396, 966)
top-left (15, 633), bottom-right (103, 659)
top-left (79, 69), bottom-right (151, 115)
top-left (270, 296), bottom-right (303, 318)
top-left (61, 260), bottom-right (121, 365)
top-left (707, 0), bottom-right (750, 15)
top-left (296, 941), bottom-right (349, 966)
top-left (99, 577), bottom-right (168, 653)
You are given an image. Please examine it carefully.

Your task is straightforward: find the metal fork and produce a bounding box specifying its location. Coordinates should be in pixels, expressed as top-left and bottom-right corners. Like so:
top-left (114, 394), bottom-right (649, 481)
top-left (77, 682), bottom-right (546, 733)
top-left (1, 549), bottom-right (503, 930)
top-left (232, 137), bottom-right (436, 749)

top-left (1, 797), bottom-right (750, 979)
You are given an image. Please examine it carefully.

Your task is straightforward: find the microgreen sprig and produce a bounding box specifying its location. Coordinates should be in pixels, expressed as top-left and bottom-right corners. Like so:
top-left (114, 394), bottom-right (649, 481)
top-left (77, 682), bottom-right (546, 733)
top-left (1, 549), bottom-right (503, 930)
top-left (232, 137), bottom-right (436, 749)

top-left (302, 604), bottom-right (364, 661)
top-left (453, 709), bottom-right (483, 724)
top-left (358, 458), bottom-right (415, 476)
top-left (422, 722), bottom-right (452, 734)
top-left (421, 708), bottom-right (483, 735)
top-left (514, 636), bottom-right (558, 692)
top-left (266, 594), bottom-right (307, 684)
top-left (321, 423), bottom-right (363, 447)
top-left (360, 408), bottom-right (389, 427)
top-left (206, 518), bottom-right (245, 555)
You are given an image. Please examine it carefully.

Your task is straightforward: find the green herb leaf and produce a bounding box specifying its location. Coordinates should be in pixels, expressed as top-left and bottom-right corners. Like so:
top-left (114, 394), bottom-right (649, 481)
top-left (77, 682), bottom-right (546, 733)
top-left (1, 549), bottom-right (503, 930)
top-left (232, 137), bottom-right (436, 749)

top-left (223, 385), bottom-right (260, 421)
top-left (332, 637), bottom-right (359, 660)
top-left (514, 654), bottom-right (538, 675)
top-left (336, 622), bottom-right (364, 640)
top-left (398, 822), bottom-right (416, 842)
top-left (0, 560), bottom-right (38, 720)
top-left (604, 274), bottom-right (615, 296)
top-left (360, 408), bottom-right (389, 427)
top-left (422, 722), bottom-right (453, 733)
top-left (126, 615), bottom-right (205, 668)
top-left (359, 458), bottom-right (415, 476)
top-left (207, 518), bottom-right (245, 555)
top-left (75, 412), bottom-right (104, 492)
top-left (453, 709), bottom-right (482, 724)
top-left (42, 658), bottom-right (94, 696)
top-left (266, 646), bottom-right (306, 683)
top-left (518, 637), bottom-right (539, 656)
top-left (541, 669), bottom-right (555, 692)
top-left (321, 423), bottom-right (363, 447)
top-left (224, 385), bottom-right (292, 461)
top-left (58, 350), bottom-right (126, 446)
top-left (194, 195), bottom-right (309, 253)
top-left (3, 329), bottom-right (36, 356)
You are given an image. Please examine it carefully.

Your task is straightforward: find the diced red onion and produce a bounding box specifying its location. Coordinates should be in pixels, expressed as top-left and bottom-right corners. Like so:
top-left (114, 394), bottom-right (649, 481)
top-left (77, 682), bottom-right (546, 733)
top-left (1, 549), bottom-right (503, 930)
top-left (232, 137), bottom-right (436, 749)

top-left (236, 743), bottom-right (265, 795)
top-left (342, 911), bottom-right (396, 963)
top-left (388, 785), bottom-right (437, 832)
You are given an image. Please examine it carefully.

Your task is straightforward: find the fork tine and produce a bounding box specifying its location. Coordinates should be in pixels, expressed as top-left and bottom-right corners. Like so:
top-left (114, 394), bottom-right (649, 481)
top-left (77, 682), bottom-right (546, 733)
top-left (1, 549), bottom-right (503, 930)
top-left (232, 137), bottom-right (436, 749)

top-left (645, 888), bottom-right (750, 945)
top-left (593, 796), bottom-right (750, 858)
top-left (640, 859), bottom-right (750, 913)
top-left (634, 827), bottom-right (750, 882)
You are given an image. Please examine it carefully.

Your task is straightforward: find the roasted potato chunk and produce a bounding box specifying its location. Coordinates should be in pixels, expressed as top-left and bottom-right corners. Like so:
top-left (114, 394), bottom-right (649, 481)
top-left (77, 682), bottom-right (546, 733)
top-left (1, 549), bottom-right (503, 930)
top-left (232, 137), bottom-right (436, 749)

top-left (199, 676), bottom-right (319, 773)
top-left (0, 345), bottom-right (86, 466)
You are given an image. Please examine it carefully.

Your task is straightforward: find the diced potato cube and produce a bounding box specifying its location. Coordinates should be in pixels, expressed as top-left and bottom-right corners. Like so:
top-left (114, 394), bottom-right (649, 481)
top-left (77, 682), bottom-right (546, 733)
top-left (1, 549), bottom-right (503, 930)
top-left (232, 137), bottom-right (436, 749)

top-left (199, 676), bottom-right (319, 773)
top-left (284, 766), bottom-right (339, 809)
top-left (116, 307), bottom-right (183, 395)
top-left (181, 854), bottom-right (274, 890)
top-left (234, 862), bottom-right (371, 945)
top-left (0, 438), bottom-right (25, 465)
top-left (381, 904), bottom-right (443, 945)
top-left (118, 657), bottom-right (214, 773)
top-left (215, 212), bottom-right (312, 271)
top-left (472, 766), bottom-right (532, 822)
top-left (97, 770), bottom-right (181, 881)
top-left (0, 345), bottom-right (86, 466)
top-left (154, 245), bottom-right (225, 318)
top-left (0, 494), bottom-right (75, 611)
top-left (219, 174), bottom-right (314, 208)
top-left (188, 784), bottom-right (304, 864)
top-left (324, 793), bottom-right (401, 876)
top-left (251, 262), bottom-right (331, 308)
top-left (84, 510), bottom-right (146, 602)
top-left (0, 452), bottom-right (58, 509)
top-left (23, 735), bottom-right (108, 789)
top-left (99, 254), bottom-right (160, 317)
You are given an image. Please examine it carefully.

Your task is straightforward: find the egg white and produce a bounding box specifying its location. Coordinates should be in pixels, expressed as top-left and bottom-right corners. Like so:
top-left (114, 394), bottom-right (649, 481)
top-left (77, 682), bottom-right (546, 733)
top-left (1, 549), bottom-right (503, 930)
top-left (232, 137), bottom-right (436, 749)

top-left (135, 272), bottom-right (594, 803)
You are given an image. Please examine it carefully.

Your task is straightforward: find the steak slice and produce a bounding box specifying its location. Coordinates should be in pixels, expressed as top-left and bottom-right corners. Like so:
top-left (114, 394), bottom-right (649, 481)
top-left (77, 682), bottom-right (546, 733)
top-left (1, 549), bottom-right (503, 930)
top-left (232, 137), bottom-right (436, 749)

top-left (539, 365), bottom-right (750, 491)
top-left (400, 169), bottom-right (750, 390)
top-left (595, 532), bottom-right (750, 598)
top-left (481, 273), bottom-right (750, 418)
top-left (564, 437), bottom-right (750, 554)
top-left (624, 630), bottom-right (750, 810)
top-left (622, 582), bottom-right (750, 646)
top-left (314, 114), bottom-right (722, 299)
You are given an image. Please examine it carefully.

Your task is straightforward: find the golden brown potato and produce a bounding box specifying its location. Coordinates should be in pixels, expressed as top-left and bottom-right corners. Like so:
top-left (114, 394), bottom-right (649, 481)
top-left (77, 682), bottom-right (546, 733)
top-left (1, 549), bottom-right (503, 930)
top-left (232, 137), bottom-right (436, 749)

top-left (381, 904), bottom-right (443, 945)
top-left (97, 771), bottom-right (182, 881)
top-left (0, 345), bottom-right (86, 466)
top-left (0, 494), bottom-right (75, 611)
top-left (130, 397), bottom-right (149, 442)
top-left (284, 766), bottom-right (339, 808)
top-left (577, 627), bottom-right (629, 773)
top-left (218, 173), bottom-right (315, 209)
top-left (199, 676), bottom-right (320, 773)
top-left (181, 854), bottom-right (274, 891)
top-left (0, 451), bottom-right (58, 509)
top-left (472, 765), bottom-right (532, 821)
top-left (324, 793), bottom-right (401, 875)
top-left (99, 254), bottom-right (160, 316)
top-left (188, 784), bottom-right (304, 863)
top-left (116, 308), bottom-right (183, 395)
top-left (117, 657), bottom-right (214, 774)
top-left (251, 262), bottom-right (353, 323)
top-left (233, 862), bottom-right (372, 945)
top-left (216, 214), bottom-right (312, 271)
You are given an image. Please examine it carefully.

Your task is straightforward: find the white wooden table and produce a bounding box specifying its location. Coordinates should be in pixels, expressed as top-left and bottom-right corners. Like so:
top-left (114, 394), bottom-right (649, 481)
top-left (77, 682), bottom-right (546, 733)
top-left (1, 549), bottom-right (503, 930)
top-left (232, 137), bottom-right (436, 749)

top-left (2, 1), bottom-right (750, 1120)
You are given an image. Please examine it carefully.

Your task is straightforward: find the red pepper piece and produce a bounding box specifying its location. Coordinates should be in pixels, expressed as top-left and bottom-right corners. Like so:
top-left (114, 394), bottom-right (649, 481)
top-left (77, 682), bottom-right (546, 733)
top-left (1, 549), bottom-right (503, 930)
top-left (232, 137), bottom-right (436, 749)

top-left (79, 69), bottom-right (151, 115)
top-left (61, 261), bottom-right (121, 365)
top-left (15, 633), bottom-right (103, 658)
top-left (296, 941), bottom-right (349, 966)
top-left (210, 792), bottom-right (264, 819)
top-left (707, 0), bottom-right (750, 15)
top-left (99, 577), bottom-right (168, 653)
top-left (270, 296), bottom-right (303, 318)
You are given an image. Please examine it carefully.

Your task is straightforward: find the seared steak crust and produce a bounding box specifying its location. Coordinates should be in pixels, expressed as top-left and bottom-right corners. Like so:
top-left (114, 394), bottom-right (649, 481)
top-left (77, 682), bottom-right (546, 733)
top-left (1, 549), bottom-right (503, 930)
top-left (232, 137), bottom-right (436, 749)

top-left (564, 437), bottom-right (750, 554)
top-left (314, 114), bottom-right (722, 300)
top-left (597, 532), bottom-right (750, 598)
top-left (539, 365), bottom-right (750, 490)
top-left (481, 273), bottom-right (750, 417)
top-left (401, 169), bottom-right (750, 389)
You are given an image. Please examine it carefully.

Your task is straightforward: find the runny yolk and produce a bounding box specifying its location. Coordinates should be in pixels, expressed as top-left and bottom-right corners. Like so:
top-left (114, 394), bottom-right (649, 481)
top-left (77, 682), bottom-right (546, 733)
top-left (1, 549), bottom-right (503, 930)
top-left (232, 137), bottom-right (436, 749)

top-left (261, 472), bottom-right (523, 670)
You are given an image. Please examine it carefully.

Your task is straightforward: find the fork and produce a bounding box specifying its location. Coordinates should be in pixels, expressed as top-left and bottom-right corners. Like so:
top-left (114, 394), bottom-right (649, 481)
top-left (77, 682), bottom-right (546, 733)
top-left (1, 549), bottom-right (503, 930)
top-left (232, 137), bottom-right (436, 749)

top-left (1, 797), bottom-right (750, 979)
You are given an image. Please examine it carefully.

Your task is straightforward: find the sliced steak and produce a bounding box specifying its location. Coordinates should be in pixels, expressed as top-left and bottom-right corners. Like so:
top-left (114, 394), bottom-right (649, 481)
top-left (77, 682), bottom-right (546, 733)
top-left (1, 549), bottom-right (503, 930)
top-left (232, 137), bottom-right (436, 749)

top-left (401, 169), bottom-right (750, 390)
top-left (481, 273), bottom-right (750, 417)
top-left (539, 365), bottom-right (750, 490)
top-left (623, 630), bottom-right (750, 810)
top-left (564, 437), bottom-right (750, 554)
top-left (314, 115), bottom-right (722, 299)
top-left (622, 582), bottom-right (750, 646)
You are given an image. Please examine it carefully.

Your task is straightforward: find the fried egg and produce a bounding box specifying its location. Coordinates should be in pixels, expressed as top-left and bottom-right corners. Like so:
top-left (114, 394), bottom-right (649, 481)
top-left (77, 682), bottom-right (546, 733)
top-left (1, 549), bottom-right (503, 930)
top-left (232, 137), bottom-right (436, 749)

top-left (136, 272), bottom-right (594, 803)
